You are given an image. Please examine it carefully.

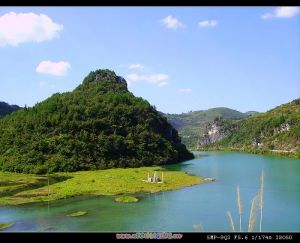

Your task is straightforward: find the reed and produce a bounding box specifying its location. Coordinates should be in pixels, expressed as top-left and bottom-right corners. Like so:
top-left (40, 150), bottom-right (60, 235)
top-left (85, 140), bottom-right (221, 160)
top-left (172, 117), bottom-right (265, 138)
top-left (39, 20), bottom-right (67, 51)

top-left (227, 210), bottom-right (236, 232)
top-left (259, 170), bottom-right (264, 232)
top-left (248, 194), bottom-right (258, 232)
top-left (192, 223), bottom-right (205, 232)
top-left (228, 170), bottom-right (265, 232)
top-left (237, 185), bottom-right (243, 232)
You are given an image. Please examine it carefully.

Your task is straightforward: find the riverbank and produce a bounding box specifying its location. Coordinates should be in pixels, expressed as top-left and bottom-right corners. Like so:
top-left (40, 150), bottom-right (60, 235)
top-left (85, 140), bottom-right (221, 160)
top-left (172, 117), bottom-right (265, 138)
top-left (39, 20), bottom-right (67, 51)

top-left (196, 147), bottom-right (300, 158)
top-left (0, 166), bottom-right (204, 206)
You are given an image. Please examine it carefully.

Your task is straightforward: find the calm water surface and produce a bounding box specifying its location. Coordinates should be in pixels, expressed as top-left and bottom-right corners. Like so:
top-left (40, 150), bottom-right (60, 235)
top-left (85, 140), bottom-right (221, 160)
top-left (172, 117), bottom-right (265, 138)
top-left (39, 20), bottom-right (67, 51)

top-left (1, 151), bottom-right (299, 232)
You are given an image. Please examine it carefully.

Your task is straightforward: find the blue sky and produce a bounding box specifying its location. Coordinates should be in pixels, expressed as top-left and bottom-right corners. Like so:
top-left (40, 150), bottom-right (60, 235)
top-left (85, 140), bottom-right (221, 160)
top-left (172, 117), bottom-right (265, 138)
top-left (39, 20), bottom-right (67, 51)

top-left (0, 7), bottom-right (299, 114)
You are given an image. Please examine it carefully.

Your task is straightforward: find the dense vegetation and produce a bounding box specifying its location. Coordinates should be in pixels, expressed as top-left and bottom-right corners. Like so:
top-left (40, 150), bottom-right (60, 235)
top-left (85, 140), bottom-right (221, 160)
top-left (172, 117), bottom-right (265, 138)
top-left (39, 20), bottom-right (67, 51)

top-left (202, 99), bottom-right (300, 155)
top-left (0, 69), bottom-right (193, 174)
top-left (165, 108), bottom-right (256, 149)
top-left (0, 102), bottom-right (21, 118)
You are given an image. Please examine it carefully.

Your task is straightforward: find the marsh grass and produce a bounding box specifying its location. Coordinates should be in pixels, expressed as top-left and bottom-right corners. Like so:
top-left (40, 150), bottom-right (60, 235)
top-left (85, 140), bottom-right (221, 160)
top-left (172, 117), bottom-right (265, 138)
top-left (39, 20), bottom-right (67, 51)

top-left (115, 195), bottom-right (139, 203)
top-left (227, 171), bottom-right (264, 232)
top-left (0, 167), bottom-right (204, 205)
top-left (0, 222), bottom-right (14, 230)
top-left (248, 194), bottom-right (259, 232)
top-left (259, 171), bottom-right (264, 232)
top-left (227, 211), bottom-right (236, 232)
top-left (237, 185), bottom-right (243, 232)
top-left (66, 211), bottom-right (87, 217)
top-left (192, 223), bottom-right (205, 232)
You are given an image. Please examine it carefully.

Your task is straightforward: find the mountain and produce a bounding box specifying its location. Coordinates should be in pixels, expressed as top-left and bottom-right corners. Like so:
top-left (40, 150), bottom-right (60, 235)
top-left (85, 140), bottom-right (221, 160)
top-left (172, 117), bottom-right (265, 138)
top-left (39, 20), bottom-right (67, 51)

top-left (164, 107), bottom-right (256, 149)
top-left (198, 99), bottom-right (300, 154)
top-left (244, 111), bottom-right (259, 116)
top-left (0, 102), bottom-right (21, 118)
top-left (0, 69), bottom-right (193, 174)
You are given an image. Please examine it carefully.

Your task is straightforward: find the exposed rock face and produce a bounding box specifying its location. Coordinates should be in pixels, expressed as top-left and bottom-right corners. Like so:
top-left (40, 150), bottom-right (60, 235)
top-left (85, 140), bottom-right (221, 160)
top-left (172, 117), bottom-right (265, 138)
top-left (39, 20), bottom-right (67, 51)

top-left (197, 123), bottom-right (227, 147)
top-left (94, 72), bottom-right (127, 88)
top-left (252, 138), bottom-right (263, 148)
top-left (272, 123), bottom-right (291, 135)
top-left (117, 77), bottom-right (127, 86)
top-left (280, 123), bottom-right (290, 132)
top-left (198, 134), bottom-right (211, 146)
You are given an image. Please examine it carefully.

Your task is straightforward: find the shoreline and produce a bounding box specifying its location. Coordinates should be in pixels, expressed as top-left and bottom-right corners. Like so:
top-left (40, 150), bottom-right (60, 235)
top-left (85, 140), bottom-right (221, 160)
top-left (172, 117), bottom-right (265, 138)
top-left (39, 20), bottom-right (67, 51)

top-left (194, 147), bottom-right (300, 158)
top-left (0, 166), bottom-right (205, 206)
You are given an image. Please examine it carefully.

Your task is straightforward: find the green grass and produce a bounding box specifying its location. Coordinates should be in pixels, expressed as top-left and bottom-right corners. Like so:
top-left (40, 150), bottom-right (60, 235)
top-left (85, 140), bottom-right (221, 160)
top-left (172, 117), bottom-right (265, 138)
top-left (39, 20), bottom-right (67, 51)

top-left (66, 211), bottom-right (87, 217)
top-left (0, 167), bottom-right (204, 206)
top-left (0, 222), bottom-right (14, 230)
top-left (115, 195), bottom-right (139, 203)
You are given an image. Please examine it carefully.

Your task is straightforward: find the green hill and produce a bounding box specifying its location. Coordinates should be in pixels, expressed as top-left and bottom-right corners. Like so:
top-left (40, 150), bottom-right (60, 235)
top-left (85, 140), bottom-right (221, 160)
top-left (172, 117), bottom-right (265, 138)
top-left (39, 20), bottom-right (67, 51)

top-left (0, 102), bottom-right (21, 118)
top-left (164, 108), bottom-right (256, 149)
top-left (0, 69), bottom-right (193, 174)
top-left (199, 99), bottom-right (300, 156)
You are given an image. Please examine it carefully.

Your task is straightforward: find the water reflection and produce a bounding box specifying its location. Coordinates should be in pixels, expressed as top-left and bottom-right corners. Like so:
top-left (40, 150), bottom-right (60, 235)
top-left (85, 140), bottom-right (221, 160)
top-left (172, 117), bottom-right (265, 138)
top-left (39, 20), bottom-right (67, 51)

top-left (1, 152), bottom-right (300, 232)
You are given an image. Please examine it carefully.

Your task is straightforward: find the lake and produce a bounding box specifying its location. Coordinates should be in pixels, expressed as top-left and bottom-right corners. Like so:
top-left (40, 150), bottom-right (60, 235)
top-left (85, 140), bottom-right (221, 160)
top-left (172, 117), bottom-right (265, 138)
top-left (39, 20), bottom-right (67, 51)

top-left (1, 151), bottom-right (299, 232)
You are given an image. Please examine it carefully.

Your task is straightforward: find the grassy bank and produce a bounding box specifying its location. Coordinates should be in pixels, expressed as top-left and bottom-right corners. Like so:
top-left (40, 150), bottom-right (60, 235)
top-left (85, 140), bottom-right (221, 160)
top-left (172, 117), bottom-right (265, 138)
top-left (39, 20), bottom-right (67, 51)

top-left (0, 166), bottom-right (204, 206)
top-left (197, 147), bottom-right (300, 158)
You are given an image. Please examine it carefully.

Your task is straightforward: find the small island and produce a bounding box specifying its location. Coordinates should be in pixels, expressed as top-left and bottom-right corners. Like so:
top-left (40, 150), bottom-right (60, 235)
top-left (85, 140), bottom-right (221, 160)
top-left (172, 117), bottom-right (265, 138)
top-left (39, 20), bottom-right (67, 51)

top-left (66, 211), bottom-right (88, 217)
top-left (0, 222), bottom-right (14, 231)
top-left (0, 167), bottom-right (204, 206)
top-left (115, 195), bottom-right (139, 203)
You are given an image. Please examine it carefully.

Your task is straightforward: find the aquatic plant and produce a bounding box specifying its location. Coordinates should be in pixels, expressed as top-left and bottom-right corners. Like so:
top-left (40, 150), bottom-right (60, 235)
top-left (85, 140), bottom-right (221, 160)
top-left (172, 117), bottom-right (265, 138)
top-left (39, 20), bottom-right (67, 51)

top-left (237, 185), bottom-right (243, 232)
top-left (66, 211), bottom-right (87, 217)
top-left (0, 222), bottom-right (14, 230)
top-left (227, 170), bottom-right (264, 232)
top-left (248, 194), bottom-right (259, 232)
top-left (227, 211), bottom-right (236, 232)
top-left (192, 223), bottom-right (205, 232)
top-left (115, 195), bottom-right (139, 203)
top-left (259, 170), bottom-right (264, 232)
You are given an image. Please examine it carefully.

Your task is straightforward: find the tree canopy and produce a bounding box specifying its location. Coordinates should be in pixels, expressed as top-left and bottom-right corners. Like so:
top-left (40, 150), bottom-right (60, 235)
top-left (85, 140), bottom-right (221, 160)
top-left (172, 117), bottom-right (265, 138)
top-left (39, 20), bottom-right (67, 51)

top-left (0, 69), bottom-right (193, 174)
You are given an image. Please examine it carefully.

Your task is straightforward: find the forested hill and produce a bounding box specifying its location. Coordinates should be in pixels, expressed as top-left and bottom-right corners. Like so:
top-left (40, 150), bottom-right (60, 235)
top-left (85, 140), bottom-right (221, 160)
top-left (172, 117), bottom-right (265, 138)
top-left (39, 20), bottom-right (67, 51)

top-left (164, 107), bottom-right (257, 149)
top-left (0, 102), bottom-right (21, 118)
top-left (165, 107), bottom-right (252, 129)
top-left (199, 98), bottom-right (300, 155)
top-left (0, 69), bottom-right (193, 174)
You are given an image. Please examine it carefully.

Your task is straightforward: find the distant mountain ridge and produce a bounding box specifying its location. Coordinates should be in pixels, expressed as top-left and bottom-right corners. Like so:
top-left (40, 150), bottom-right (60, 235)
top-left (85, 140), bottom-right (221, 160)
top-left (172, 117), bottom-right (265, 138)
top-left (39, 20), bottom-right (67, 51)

top-left (164, 107), bottom-right (257, 148)
top-left (197, 98), bottom-right (300, 155)
top-left (0, 102), bottom-right (21, 118)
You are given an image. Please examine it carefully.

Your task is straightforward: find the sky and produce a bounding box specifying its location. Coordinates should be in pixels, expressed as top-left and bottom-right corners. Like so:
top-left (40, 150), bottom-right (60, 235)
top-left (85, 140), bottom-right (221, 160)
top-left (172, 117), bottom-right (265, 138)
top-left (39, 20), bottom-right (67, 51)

top-left (0, 7), bottom-right (299, 114)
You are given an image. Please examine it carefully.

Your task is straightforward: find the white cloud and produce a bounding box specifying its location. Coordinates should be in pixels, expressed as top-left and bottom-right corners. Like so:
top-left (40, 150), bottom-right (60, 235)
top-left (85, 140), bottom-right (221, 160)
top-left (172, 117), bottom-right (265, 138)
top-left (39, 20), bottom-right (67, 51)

top-left (161, 15), bottom-right (185, 30)
top-left (36, 60), bottom-right (71, 76)
top-left (262, 7), bottom-right (300, 19)
top-left (198, 20), bottom-right (218, 28)
top-left (177, 88), bottom-right (192, 93)
top-left (128, 64), bottom-right (144, 69)
top-left (126, 73), bottom-right (169, 87)
top-left (0, 12), bottom-right (63, 47)
top-left (146, 74), bottom-right (169, 84)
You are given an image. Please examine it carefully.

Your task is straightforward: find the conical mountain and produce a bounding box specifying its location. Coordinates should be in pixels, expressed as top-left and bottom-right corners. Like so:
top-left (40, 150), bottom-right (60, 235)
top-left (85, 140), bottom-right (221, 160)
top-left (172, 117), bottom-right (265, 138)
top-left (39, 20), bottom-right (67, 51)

top-left (0, 69), bottom-right (193, 174)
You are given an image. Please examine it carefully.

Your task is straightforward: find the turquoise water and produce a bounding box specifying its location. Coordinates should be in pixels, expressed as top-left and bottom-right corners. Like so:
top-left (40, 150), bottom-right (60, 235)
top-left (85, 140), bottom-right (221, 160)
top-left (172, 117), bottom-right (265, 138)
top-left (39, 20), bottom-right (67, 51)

top-left (1, 151), bottom-right (299, 232)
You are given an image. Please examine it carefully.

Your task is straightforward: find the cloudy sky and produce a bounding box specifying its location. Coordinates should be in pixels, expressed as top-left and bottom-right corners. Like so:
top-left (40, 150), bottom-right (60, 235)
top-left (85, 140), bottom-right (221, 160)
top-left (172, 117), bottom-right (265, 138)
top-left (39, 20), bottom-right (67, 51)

top-left (0, 7), bottom-right (299, 113)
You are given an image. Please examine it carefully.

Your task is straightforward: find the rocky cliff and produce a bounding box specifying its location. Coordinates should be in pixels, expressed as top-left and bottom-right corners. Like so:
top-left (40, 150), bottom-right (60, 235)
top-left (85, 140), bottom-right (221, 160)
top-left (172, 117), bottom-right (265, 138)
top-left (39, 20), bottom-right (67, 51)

top-left (196, 98), bottom-right (300, 155)
top-left (197, 122), bottom-right (228, 148)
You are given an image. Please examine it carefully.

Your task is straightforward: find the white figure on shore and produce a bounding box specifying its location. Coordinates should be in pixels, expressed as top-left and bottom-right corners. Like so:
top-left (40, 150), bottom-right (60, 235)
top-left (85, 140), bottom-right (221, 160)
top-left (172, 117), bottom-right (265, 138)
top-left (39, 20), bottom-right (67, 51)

top-left (146, 171), bottom-right (164, 183)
